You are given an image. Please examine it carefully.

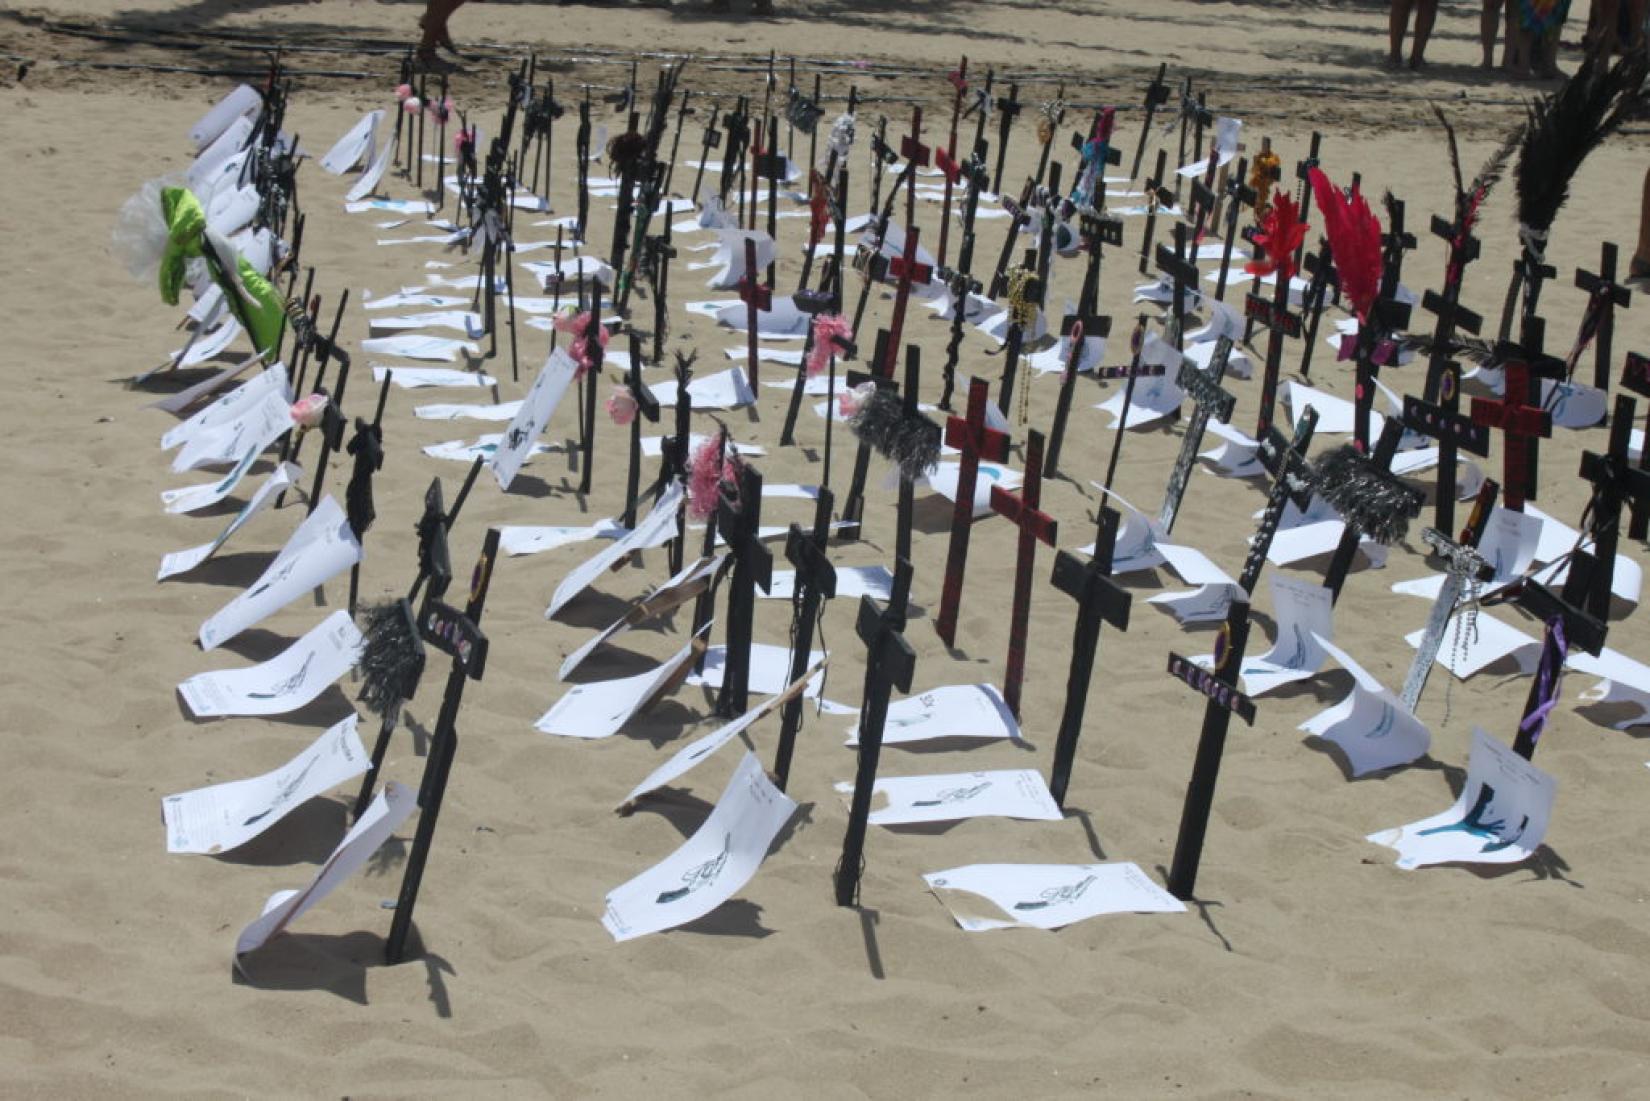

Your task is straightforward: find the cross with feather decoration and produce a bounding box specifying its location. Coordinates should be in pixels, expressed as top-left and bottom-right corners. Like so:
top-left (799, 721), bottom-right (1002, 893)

top-left (1314, 418), bottom-right (1425, 602)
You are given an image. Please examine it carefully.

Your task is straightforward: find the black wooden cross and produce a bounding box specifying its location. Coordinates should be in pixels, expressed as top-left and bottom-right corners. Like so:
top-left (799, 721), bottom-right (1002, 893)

top-left (1296, 242), bottom-right (1339, 380)
top-left (1508, 557), bottom-right (1607, 760)
top-left (718, 96), bottom-right (750, 209)
top-left (1379, 195), bottom-right (1417, 301)
top-left (385, 526), bottom-right (500, 964)
top-left (1173, 87), bottom-right (1212, 206)
top-left (938, 142), bottom-right (992, 411)
top-left (1470, 347), bottom-right (1557, 511)
top-left (773, 486), bottom-right (837, 791)
top-left (899, 105), bottom-right (930, 233)
top-left (753, 122), bottom-right (787, 286)
top-left (1075, 209), bottom-right (1123, 317)
top-left (1127, 62), bottom-right (1172, 181)
top-left (575, 93), bottom-right (592, 239)
top-left (1100, 317), bottom-right (1159, 493)
top-left (1044, 310), bottom-right (1113, 478)
top-left (1619, 351), bottom-right (1650, 539)
top-left (781, 287), bottom-right (838, 448)
top-left (688, 102), bottom-right (722, 206)
top-left (988, 177), bottom-right (1037, 300)
top-left (835, 556), bottom-right (916, 907)
top-left (737, 236), bottom-right (772, 387)
top-left (1157, 336), bottom-right (1237, 535)
top-left (344, 372), bottom-right (391, 615)
top-left (1046, 507), bottom-right (1133, 809)
top-left (1246, 271), bottom-right (1303, 441)
top-left (1320, 418), bottom-right (1425, 602)
top-left (1136, 149), bottom-right (1173, 278)
top-left (893, 344), bottom-right (933, 566)
top-left (1155, 221), bottom-right (1199, 351)
top-left (1165, 596), bottom-right (1258, 900)
top-left (714, 459), bottom-right (775, 718)
top-left (991, 429), bottom-right (1059, 719)
top-left (995, 248), bottom-right (1042, 418)
top-left (1404, 362), bottom-right (1490, 534)
top-left (991, 82), bottom-right (1022, 196)
top-left (935, 375), bottom-right (1012, 648)
top-left (1290, 131), bottom-right (1322, 269)
top-left (1577, 393), bottom-right (1650, 618)
top-left (1349, 295), bottom-right (1413, 456)
top-left (576, 281), bottom-right (603, 496)
top-left (839, 330), bottom-right (896, 541)
top-left (1573, 242), bottom-right (1631, 393)
top-left (1213, 155), bottom-right (1255, 302)
top-left (646, 216), bottom-right (677, 364)
top-left (1239, 407), bottom-right (1319, 597)
top-left (621, 332), bottom-right (662, 529)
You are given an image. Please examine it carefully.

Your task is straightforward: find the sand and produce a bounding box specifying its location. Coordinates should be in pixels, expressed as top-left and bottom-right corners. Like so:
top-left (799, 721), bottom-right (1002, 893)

top-left (2, 0), bottom-right (1649, 1096)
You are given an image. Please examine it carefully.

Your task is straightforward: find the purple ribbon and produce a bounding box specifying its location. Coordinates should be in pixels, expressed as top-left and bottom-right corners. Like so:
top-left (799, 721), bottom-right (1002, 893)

top-left (1518, 615), bottom-right (1568, 743)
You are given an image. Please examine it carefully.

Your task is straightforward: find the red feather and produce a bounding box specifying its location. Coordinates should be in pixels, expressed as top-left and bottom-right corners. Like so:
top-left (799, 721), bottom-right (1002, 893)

top-left (1307, 168), bottom-right (1383, 322)
top-left (1243, 191), bottom-right (1308, 286)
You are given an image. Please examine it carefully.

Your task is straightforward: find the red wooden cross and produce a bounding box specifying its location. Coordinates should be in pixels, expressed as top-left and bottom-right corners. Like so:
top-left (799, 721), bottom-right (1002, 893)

top-left (990, 428), bottom-right (1058, 719)
top-left (935, 376), bottom-right (1012, 647)
top-left (879, 225), bottom-right (934, 378)
top-left (737, 236), bottom-right (772, 386)
top-left (1470, 357), bottom-right (1551, 511)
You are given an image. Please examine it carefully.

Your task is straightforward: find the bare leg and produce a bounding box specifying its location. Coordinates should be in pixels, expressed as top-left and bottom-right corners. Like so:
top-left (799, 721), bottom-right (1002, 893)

top-left (1482, 0), bottom-right (1504, 66)
top-left (419, 0), bottom-right (467, 54)
top-left (1411, 0), bottom-right (1439, 65)
top-left (1504, 2), bottom-right (1520, 68)
top-left (1626, 0), bottom-right (1647, 51)
top-left (1390, 0), bottom-right (1415, 65)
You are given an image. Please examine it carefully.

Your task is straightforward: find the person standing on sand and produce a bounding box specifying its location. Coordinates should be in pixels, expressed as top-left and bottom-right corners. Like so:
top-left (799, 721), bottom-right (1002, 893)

top-left (1389, 0), bottom-right (1439, 68)
top-left (418, 0), bottom-right (468, 69)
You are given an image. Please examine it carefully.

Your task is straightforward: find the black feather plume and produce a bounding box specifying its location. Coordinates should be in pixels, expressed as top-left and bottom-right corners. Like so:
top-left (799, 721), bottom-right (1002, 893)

top-left (849, 389), bottom-right (942, 482)
top-left (1398, 332), bottom-right (1499, 365)
top-left (1310, 445), bottom-right (1424, 545)
top-left (1514, 52), bottom-right (1648, 236)
top-left (357, 599), bottom-right (426, 715)
top-left (1431, 103), bottom-right (1465, 203)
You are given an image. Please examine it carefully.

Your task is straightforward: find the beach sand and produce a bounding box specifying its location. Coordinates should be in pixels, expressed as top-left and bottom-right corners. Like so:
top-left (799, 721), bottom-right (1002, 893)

top-left (2, 1), bottom-right (1649, 1096)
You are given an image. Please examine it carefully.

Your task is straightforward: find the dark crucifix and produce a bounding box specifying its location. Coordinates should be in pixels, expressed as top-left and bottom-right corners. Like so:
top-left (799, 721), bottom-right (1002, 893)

top-left (714, 459), bottom-right (775, 718)
top-left (1046, 507), bottom-right (1132, 809)
top-left (1157, 336), bottom-right (1238, 535)
top-left (772, 486), bottom-right (838, 791)
top-left (934, 376), bottom-right (1011, 648)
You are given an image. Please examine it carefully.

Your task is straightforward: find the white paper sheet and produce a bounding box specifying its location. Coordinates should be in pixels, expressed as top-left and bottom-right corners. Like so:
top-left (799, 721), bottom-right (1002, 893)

top-left (169, 384), bottom-right (291, 474)
top-left (1567, 646), bottom-right (1650, 729)
top-left (620, 654), bottom-right (827, 810)
top-left (846, 684), bottom-right (1020, 747)
top-left (1403, 610), bottom-right (1540, 680)
top-left (922, 460), bottom-right (1023, 519)
top-left (763, 564), bottom-right (892, 602)
top-left (546, 482), bottom-right (683, 617)
top-left (1199, 419), bottom-right (1265, 478)
top-left (360, 335), bottom-right (480, 362)
top-left (319, 110), bottom-right (381, 175)
top-left (1391, 505), bottom-right (1543, 600)
top-left (497, 520), bottom-right (625, 557)
top-left (1301, 634), bottom-right (1431, 776)
top-left (640, 433), bottom-right (766, 459)
top-left (234, 781), bottom-right (416, 961)
top-left (170, 315), bottom-right (243, 369)
top-left (413, 400), bottom-right (523, 422)
top-left (367, 310), bottom-right (484, 337)
top-left (162, 363), bottom-right (289, 452)
top-left (372, 365), bottom-right (496, 389)
top-left (1525, 504), bottom-right (1642, 606)
top-left (687, 642), bottom-right (827, 699)
top-left (1367, 727), bottom-right (1555, 870)
top-left (690, 228), bottom-right (776, 289)
top-left (838, 769), bottom-right (1061, 826)
top-left (603, 751), bottom-right (797, 942)
top-left (535, 634), bottom-right (705, 739)
top-left (712, 295), bottom-right (812, 338)
top-left (649, 366), bottom-right (756, 410)
top-left (159, 462), bottom-right (302, 579)
top-left (923, 862), bottom-right (1185, 931)
top-left (1147, 582), bottom-right (1243, 624)
top-left (199, 496), bottom-right (363, 651)
top-left (345, 198), bottom-right (435, 215)
top-left (165, 715), bottom-right (368, 855)
top-left (179, 610), bottom-right (362, 718)
top-left (1194, 574), bottom-right (1333, 696)
top-left (490, 348), bottom-right (579, 490)
top-left (343, 125), bottom-right (396, 202)
top-left (190, 83), bottom-right (261, 150)
top-left (1095, 336), bottom-right (1185, 428)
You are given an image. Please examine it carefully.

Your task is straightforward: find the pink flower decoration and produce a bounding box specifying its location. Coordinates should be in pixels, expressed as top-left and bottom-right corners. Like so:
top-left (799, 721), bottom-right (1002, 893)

top-left (686, 434), bottom-right (728, 519)
top-left (402, 97), bottom-right (422, 115)
top-left (290, 393), bottom-right (328, 428)
top-left (807, 313), bottom-right (852, 378)
top-left (607, 385), bottom-right (639, 426)
top-left (394, 83), bottom-right (413, 101)
top-left (554, 309), bottom-right (610, 377)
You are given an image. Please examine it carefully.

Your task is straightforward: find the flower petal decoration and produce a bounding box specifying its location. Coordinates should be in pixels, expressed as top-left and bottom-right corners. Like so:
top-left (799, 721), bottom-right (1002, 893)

top-left (1307, 168), bottom-right (1383, 323)
top-left (1243, 191), bottom-right (1308, 287)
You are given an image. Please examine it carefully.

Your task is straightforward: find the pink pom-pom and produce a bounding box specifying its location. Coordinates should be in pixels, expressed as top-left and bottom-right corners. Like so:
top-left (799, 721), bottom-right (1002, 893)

top-left (806, 313), bottom-right (852, 378)
top-left (290, 393), bottom-right (328, 428)
top-left (686, 433), bottom-right (728, 519)
top-left (402, 97), bottom-right (422, 115)
top-left (395, 83), bottom-right (413, 101)
top-left (837, 381), bottom-right (875, 419)
top-left (606, 385), bottom-right (638, 426)
top-left (555, 309), bottom-right (610, 378)
top-left (453, 126), bottom-right (475, 153)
